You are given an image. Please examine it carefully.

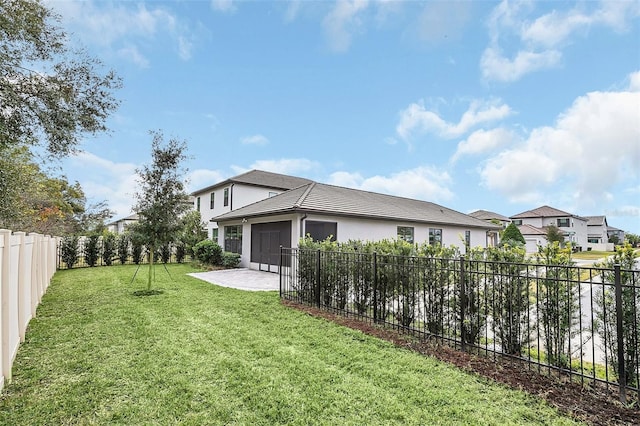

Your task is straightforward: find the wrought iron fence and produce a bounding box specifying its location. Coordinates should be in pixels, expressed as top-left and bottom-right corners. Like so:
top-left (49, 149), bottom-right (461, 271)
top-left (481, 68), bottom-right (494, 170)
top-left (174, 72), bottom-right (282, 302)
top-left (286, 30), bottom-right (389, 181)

top-left (279, 247), bottom-right (640, 402)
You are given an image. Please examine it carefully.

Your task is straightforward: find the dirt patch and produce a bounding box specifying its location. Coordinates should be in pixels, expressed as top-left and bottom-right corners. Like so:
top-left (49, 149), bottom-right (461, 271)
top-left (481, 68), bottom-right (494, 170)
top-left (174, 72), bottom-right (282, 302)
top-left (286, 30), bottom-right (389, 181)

top-left (282, 300), bottom-right (640, 426)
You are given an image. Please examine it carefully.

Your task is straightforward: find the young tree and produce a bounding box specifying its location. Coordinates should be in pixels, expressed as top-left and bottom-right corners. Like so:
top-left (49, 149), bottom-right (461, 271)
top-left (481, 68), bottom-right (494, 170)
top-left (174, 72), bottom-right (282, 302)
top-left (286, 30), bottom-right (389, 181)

top-left (1, 0), bottom-right (121, 156)
top-left (501, 222), bottom-right (526, 247)
top-left (131, 131), bottom-right (190, 290)
top-left (178, 210), bottom-right (208, 257)
top-left (544, 225), bottom-right (565, 244)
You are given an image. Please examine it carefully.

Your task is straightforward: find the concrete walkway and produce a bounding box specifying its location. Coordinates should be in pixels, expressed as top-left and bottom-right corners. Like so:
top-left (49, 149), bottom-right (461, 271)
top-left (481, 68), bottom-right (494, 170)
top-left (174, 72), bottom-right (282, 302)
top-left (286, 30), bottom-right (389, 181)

top-left (188, 268), bottom-right (280, 291)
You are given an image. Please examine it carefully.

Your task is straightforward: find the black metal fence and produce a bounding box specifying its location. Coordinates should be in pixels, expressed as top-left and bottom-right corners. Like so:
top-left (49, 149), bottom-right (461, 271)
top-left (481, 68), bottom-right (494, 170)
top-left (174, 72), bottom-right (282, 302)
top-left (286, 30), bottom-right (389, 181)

top-left (279, 248), bottom-right (640, 402)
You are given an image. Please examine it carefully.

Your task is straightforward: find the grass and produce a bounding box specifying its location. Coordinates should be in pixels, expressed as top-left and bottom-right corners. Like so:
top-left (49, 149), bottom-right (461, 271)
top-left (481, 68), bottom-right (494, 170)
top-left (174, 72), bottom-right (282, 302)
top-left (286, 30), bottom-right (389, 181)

top-left (571, 251), bottom-right (613, 261)
top-left (0, 264), bottom-right (581, 425)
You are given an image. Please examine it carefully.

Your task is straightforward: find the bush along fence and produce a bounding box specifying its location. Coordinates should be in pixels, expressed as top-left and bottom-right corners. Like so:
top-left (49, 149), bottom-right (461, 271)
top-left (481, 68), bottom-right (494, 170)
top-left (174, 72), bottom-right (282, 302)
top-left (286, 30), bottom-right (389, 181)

top-left (57, 234), bottom-right (191, 269)
top-left (0, 229), bottom-right (59, 391)
top-left (279, 239), bottom-right (640, 403)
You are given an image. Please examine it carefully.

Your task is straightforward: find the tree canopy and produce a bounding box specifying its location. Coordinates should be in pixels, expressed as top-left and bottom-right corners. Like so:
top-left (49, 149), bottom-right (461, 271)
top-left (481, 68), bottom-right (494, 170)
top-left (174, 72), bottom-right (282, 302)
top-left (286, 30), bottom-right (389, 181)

top-left (1, 0), bottom-right (122, 156)
top-left (501, 222), bottom-right (526, 246)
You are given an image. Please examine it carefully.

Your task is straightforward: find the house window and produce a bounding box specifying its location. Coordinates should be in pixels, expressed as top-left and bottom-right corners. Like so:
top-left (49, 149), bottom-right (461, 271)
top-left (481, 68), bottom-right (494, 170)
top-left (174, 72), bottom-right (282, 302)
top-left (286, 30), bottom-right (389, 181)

top-left (429, 228), bottom-right (442, 246)
top-left (196, 197), bottom-right (200, 212)
top-left (512, 219), bottom-right (522, 225)
top-left (306, 221), bottom-right (337, 242)
top-left (557, 218), bottom-right (570, 227)
top-left (224, 225), bottom-right (242, 254)
top-left (268, 191), bottom-right (278, 198)
top-left (210, 192), bottom-right (215, 210)
top-left (212, 228), bottom-right (219, 241)
top-left (223, 187), bottom-right (229, 207)
top-left (588, 238), bottom-right (599, 243)
top-left (397, 226), bottom-right (414, 244)
top-left (465, 230), bottom-right (471, 247)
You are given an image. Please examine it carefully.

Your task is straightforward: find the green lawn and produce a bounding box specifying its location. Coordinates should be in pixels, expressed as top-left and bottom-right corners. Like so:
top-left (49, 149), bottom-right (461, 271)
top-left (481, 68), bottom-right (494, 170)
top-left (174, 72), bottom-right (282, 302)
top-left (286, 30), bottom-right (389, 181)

top-left (571, 250), bottom-right (613, 261)
top-left (0, 264), bottom-right (580, 425)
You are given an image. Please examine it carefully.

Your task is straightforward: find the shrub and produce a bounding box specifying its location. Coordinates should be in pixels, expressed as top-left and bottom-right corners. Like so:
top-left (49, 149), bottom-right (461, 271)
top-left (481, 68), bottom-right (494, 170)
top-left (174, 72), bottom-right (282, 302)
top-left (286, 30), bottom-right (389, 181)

top-left (159, 244), bottom-right (171, 264)
top-left (501, 222), bottom-right (525, 246)
top-left (102, 233), bottom-right (116, 266)
top-left (131, 240), bottom-right (143, 265)
top-left (193, 239), bottom-right (223, 265)
top-left (175, 243), bottom-right (186, 263)
top-left (61, 236), bottom-right (79, 269)
top-left (117, 234), bottom-right (129, 265)
top-left (221, 252), bottom-right (241, 268)
top-left (84, 235), bottom-right (101, 267)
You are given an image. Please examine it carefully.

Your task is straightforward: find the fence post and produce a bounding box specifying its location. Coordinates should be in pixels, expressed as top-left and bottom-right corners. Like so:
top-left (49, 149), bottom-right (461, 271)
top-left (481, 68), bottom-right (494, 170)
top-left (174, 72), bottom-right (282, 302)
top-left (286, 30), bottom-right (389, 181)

top-left (315, 249), bottom-right (321, 308)
top-left (614, 264), bottom-right (626, 403)
top-left (373, 252), bottom-right (378, 323)
top-left (278, 246), bottom-right (283, 298)
top-left (459, 256), bottom-right (466, 351)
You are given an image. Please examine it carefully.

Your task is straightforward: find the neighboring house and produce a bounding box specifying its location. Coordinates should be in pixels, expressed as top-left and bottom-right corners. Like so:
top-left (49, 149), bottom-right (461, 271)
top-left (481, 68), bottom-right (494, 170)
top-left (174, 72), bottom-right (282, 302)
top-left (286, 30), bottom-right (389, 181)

top-left (213, 182), bottom-right (502, 271)
top-left (517, 224), bottom-right (548, 254)
top-left (190, 170), bottom-right (313, 240)
top-left (607, 226), bottom-right (625, 245)
top-left (468, 209), bottom-right (511, 247)
top-left (106, 213), bottom-right (139, 234)
top-left (584, 215), bottom-right (614, 251)
top-left (510, 205), bottom-right (588, 251)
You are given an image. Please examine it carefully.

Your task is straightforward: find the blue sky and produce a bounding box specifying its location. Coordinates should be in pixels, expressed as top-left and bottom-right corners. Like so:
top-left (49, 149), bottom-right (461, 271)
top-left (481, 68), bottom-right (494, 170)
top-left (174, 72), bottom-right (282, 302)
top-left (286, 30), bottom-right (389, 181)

top-left (48, 0), bottom-right (640, 234)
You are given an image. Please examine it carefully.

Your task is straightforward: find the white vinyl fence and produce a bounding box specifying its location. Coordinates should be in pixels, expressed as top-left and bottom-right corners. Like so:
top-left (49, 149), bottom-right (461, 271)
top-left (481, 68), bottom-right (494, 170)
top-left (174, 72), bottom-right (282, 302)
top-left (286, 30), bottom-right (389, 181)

top-left (0, 230), bottom-right (59, 391)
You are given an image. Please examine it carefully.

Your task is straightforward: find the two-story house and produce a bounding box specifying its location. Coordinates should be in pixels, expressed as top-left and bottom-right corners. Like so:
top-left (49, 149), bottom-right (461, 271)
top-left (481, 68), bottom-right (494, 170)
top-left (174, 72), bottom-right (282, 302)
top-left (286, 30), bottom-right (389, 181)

top-left (510, 205), bottom-right (588, 252)
top-left (584, 215), bottom-right (614, 251)
top-left (190, 170), bottom-right (313, 240)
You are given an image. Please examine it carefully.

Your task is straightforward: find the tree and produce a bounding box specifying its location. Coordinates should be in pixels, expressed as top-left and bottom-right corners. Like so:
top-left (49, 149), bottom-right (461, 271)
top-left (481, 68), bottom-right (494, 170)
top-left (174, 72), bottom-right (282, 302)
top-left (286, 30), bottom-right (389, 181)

top-left (625, 233), bottom-right (639, 247)
top-left (131, 131), bottom-right (190, 290)
top-left (1, 0), bottom-right (121, 156)
top-left (178, 210), bottom-right (207, 257)
top-left (544, 225), bottom-right (565, 244)
top-left (501, 222), bottom-right (525, 246)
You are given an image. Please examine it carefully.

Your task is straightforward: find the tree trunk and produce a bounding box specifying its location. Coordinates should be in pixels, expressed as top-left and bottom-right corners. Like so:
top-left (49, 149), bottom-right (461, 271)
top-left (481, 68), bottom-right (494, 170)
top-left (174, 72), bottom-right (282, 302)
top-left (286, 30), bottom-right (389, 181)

top-left (148, 244), bottom-right (154, 290)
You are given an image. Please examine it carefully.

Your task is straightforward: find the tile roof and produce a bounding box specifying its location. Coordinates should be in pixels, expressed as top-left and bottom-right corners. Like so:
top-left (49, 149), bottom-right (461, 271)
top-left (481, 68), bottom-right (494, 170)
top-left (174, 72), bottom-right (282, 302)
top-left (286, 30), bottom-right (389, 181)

top-left (584, 215), bottom-right (607, 226)
top-left (191, 169), bottom-right (313, 195)
top-left (214, 182), bottom-right (501, 229)
top-left (517, 224), bottom-right (548, 236)
top-left (468, 209), bottom-right (510, 221)
top-left (510, 205), bottom-right (585, 220)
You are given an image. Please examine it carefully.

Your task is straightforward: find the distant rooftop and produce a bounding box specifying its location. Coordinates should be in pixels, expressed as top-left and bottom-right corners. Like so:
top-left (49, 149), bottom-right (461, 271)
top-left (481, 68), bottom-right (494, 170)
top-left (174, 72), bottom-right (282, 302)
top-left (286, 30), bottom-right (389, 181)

top-left (191, 169), bottom-right (313, 195)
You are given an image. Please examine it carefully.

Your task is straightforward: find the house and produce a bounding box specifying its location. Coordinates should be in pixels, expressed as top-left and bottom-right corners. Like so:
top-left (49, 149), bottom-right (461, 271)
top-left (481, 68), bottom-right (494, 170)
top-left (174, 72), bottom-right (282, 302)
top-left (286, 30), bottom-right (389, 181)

top-left (510, 205), bottom-right (588, 251)
top-left (106, 213), bottom-right (139, 234)
top-left (517, 224), bottom-right (549, 253)
top-left (468, 209), bottom-right (511, 247)
top-left (584, 216), bottom-right (614, 251)
top-left (607, 226), bottom-right (625, 245)
top-left (212, 182), bottom-right (502, 271)
top-left (190, 170), bottom-right (313, 240)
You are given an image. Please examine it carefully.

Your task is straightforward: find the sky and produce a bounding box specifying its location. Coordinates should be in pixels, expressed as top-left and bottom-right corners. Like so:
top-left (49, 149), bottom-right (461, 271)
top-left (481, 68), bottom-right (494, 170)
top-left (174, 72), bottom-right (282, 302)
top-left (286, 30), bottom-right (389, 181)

top-left (46, 0), bottom-right (640, 234)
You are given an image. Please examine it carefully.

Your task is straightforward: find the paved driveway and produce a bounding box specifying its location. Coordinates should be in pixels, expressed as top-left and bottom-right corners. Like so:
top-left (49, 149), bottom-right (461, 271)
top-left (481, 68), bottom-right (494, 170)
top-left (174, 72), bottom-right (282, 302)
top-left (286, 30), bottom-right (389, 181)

top-left (188, 268), bottom-right (280, 291)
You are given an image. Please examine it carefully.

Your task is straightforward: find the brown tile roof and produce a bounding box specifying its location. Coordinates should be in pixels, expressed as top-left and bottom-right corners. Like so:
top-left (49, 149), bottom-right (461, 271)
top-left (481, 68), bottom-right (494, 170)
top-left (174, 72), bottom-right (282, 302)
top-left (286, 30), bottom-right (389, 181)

top-left (468, 209), bottom-right (510, 222)
top-left (510, 205), bottom-right (585, 220)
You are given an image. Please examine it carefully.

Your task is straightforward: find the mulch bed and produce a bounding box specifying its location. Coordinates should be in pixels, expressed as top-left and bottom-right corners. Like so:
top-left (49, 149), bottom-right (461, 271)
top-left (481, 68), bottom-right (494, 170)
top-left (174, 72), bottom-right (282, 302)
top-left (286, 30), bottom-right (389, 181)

top-left (282, 300), bottom-right (640, 426)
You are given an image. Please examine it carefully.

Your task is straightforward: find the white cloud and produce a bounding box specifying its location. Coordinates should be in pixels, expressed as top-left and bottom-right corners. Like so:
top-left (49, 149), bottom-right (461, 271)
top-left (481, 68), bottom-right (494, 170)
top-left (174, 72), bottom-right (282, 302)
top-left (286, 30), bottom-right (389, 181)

top-left (240, 134), bottom-right (269, 146)
top-left (186, 169), bottom-right (225, 193)
top-left (323, 0), bottom-right (369, 52)
top-left (328, 167), bottom-right (454, 203)
top-left (284, 0), bottom-right (302, 23)
top-left (480, 73), bottom-right (640, 208)
top-left (416, 1), bottom-right (471, 43)
top-left (66, 152), bottom-right (139, 218)
top-left (211, 0), bottom-right (237, 14)
top-left (48, 1), bottom-right (196, 66)
top-left (247, 158), bottom-right (321, 176)
top-left (482, 1), bottom-right (640, 82)
top-left (605, 206), bottom-right (640, 218)
top-left (396, 99), bottom-right (512, 140)
top-left (451, 128), bottom-right (517, 163)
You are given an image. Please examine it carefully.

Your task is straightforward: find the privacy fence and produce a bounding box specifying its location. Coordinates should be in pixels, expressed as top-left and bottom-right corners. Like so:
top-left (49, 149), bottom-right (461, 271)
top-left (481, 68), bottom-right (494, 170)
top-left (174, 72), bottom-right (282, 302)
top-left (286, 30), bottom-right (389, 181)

top-left (0, 230), bottom-right (58, 391)
top-left (279, 248), bottom-right (640, 403)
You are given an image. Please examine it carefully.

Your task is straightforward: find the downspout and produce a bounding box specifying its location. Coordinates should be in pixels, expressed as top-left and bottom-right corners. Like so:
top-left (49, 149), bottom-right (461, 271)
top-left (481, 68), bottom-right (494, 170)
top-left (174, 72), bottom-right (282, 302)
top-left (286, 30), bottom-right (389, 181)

top-left (299, 214), bottom-right (308, 241)
top-left (230, 183), bottom-right (235, 211)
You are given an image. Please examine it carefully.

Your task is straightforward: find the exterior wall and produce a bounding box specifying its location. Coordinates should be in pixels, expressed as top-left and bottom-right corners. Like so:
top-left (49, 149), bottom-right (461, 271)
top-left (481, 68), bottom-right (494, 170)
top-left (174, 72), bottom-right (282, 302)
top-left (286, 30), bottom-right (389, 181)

top-left (194, 184), bottom-right (286, 239)
top-left (519, 216), bottom-right (588, 250)
top-left (523, 236), bottom-right (546, 253)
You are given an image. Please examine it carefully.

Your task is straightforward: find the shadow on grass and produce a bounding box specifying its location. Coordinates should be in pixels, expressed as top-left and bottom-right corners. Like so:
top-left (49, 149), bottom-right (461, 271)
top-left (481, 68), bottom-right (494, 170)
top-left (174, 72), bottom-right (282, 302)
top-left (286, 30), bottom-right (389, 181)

top-left (132, 289), bottom-right (164, 297)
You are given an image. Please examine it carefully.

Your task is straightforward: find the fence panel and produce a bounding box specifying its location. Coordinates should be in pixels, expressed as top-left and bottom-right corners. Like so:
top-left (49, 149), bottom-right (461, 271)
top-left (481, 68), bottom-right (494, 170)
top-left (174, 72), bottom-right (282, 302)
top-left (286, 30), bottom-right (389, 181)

top-left (0, 229), bottom-right (59, 392)
top-left (280, 247), bottom-right (640, 402)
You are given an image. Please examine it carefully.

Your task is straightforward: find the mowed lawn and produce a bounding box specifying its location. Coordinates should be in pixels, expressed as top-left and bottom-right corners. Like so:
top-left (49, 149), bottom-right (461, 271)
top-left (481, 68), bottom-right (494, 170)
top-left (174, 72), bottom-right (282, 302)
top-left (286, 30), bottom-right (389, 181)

top-left (0, 264), bottom-right (580, 425)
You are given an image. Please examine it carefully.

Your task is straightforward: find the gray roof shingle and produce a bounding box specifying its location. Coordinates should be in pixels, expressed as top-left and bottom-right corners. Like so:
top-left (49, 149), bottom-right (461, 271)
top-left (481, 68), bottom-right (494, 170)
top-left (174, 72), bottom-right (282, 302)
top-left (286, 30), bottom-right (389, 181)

top-left (214, 182), bottom-right (501, 229)
top-left (191, 170), bottom-right (313, 195)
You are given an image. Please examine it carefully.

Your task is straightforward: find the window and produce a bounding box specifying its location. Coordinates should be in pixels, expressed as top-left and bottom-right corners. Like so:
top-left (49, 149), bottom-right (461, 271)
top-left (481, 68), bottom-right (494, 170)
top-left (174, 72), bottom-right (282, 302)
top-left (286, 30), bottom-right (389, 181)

top-left (465, 230), bottom-right (471, 247)
top-left (588, 238), bottom-right (599, 243)
top-left (512, 219), bottom-right (522, 225)
top-left (223, 187), bottom-right (229, 207)
top-left (557, 218), bottom-right (570, 227)
top-left (268, 191), bottom-right (278, 198)
top-left (397, 226), bottom-right (414, 244)
top-left (196, 196), bottom-right (200, 211)
top-left (429, 228), bottom-right (442, 246)
top-left (210, 192), bottom-right (215, 209)
top-left (224, 225), bottom-right (242, 254)
top-left (212, 228), bottom-right (219, 240)
top-left (306, 221), bottom-right (337, 242)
